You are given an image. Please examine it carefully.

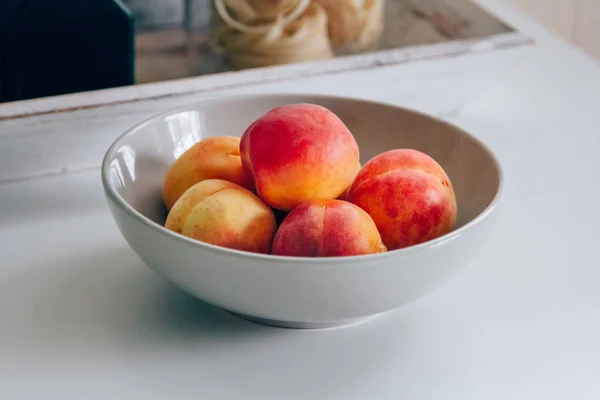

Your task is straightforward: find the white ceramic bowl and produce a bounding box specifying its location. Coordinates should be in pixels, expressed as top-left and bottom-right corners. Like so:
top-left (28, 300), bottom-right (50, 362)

top-left (102, 94), bottom-right (503, 329)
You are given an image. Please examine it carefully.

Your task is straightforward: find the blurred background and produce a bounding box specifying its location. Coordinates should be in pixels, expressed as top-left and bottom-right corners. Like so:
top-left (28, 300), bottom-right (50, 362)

top-left (507, 0), bottom-right (600, 59)
top-left (0, 0), bottom-right (597, 105)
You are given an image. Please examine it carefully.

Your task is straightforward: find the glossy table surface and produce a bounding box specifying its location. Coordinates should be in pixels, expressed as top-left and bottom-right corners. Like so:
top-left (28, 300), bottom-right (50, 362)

top-left (1, 1), bottom-right (599, 399)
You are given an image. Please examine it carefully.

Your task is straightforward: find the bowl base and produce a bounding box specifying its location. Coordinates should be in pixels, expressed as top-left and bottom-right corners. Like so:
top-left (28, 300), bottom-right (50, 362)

top-left (231, 312), bottom-right (382, 329)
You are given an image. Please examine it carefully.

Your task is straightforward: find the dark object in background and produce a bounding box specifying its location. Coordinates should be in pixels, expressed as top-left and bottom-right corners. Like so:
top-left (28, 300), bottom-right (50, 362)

top-left (0, 0), bottom-right (135, 103)
top-left (0, 0), bottom-right (22, 103)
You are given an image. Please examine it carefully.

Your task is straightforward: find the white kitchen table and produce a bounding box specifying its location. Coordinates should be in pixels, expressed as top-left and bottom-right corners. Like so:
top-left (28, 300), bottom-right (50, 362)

top-left (1, 1), bottom-right (599, 399)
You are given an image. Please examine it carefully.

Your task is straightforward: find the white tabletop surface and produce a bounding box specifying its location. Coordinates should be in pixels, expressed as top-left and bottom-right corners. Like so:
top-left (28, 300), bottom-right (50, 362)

top-left (2, 1), bottom-right (600, 399)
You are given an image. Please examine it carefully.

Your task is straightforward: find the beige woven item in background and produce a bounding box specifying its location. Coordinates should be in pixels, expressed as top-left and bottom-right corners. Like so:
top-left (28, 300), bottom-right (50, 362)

top-left (213, 0), bottom-right (334, 69)
top-left (314, 0), bottom-right (384, 51)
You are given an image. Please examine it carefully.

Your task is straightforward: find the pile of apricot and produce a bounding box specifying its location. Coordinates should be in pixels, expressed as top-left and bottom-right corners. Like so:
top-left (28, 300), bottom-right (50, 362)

top-left (163, 104), bottom-right (457, 257)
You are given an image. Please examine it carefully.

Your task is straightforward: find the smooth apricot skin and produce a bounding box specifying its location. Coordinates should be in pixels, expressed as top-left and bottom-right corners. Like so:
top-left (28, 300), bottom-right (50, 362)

top-left (240, 104), bottom-right (360, 211)
top-left (271, 199), bottom-right (387, 257)
top-left (165, 179), bottom-right (276, 254)
top-left (163, 136), bottom-right (254, 210)
top-left (346, 149), bottom-right (457, 250)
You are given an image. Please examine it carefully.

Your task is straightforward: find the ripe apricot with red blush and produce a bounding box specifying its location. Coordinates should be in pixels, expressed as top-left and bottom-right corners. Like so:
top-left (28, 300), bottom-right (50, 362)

top-left (271, 199), bottom-right (386, 257)
top-left (240, 104), bottom-right (360, 211)
top-left (346, 149), bottom-right (457, 250)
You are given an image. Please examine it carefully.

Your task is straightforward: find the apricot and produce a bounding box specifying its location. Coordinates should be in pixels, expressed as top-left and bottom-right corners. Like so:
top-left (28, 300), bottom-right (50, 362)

top-left (165, 179), bottom-right (276, 254)
top-left (162, 136), bottom-right (254, 210)
top-left (346, 149), bottom-right (457, 250)
top-left (240, 104), bottom-right (360, 211)
top-left (271, 199), bottom-right (386, 257)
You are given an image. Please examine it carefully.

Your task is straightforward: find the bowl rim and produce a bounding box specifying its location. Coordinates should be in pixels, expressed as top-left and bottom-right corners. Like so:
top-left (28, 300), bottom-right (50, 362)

top-left (101, 92), bottom-right (504, 264)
